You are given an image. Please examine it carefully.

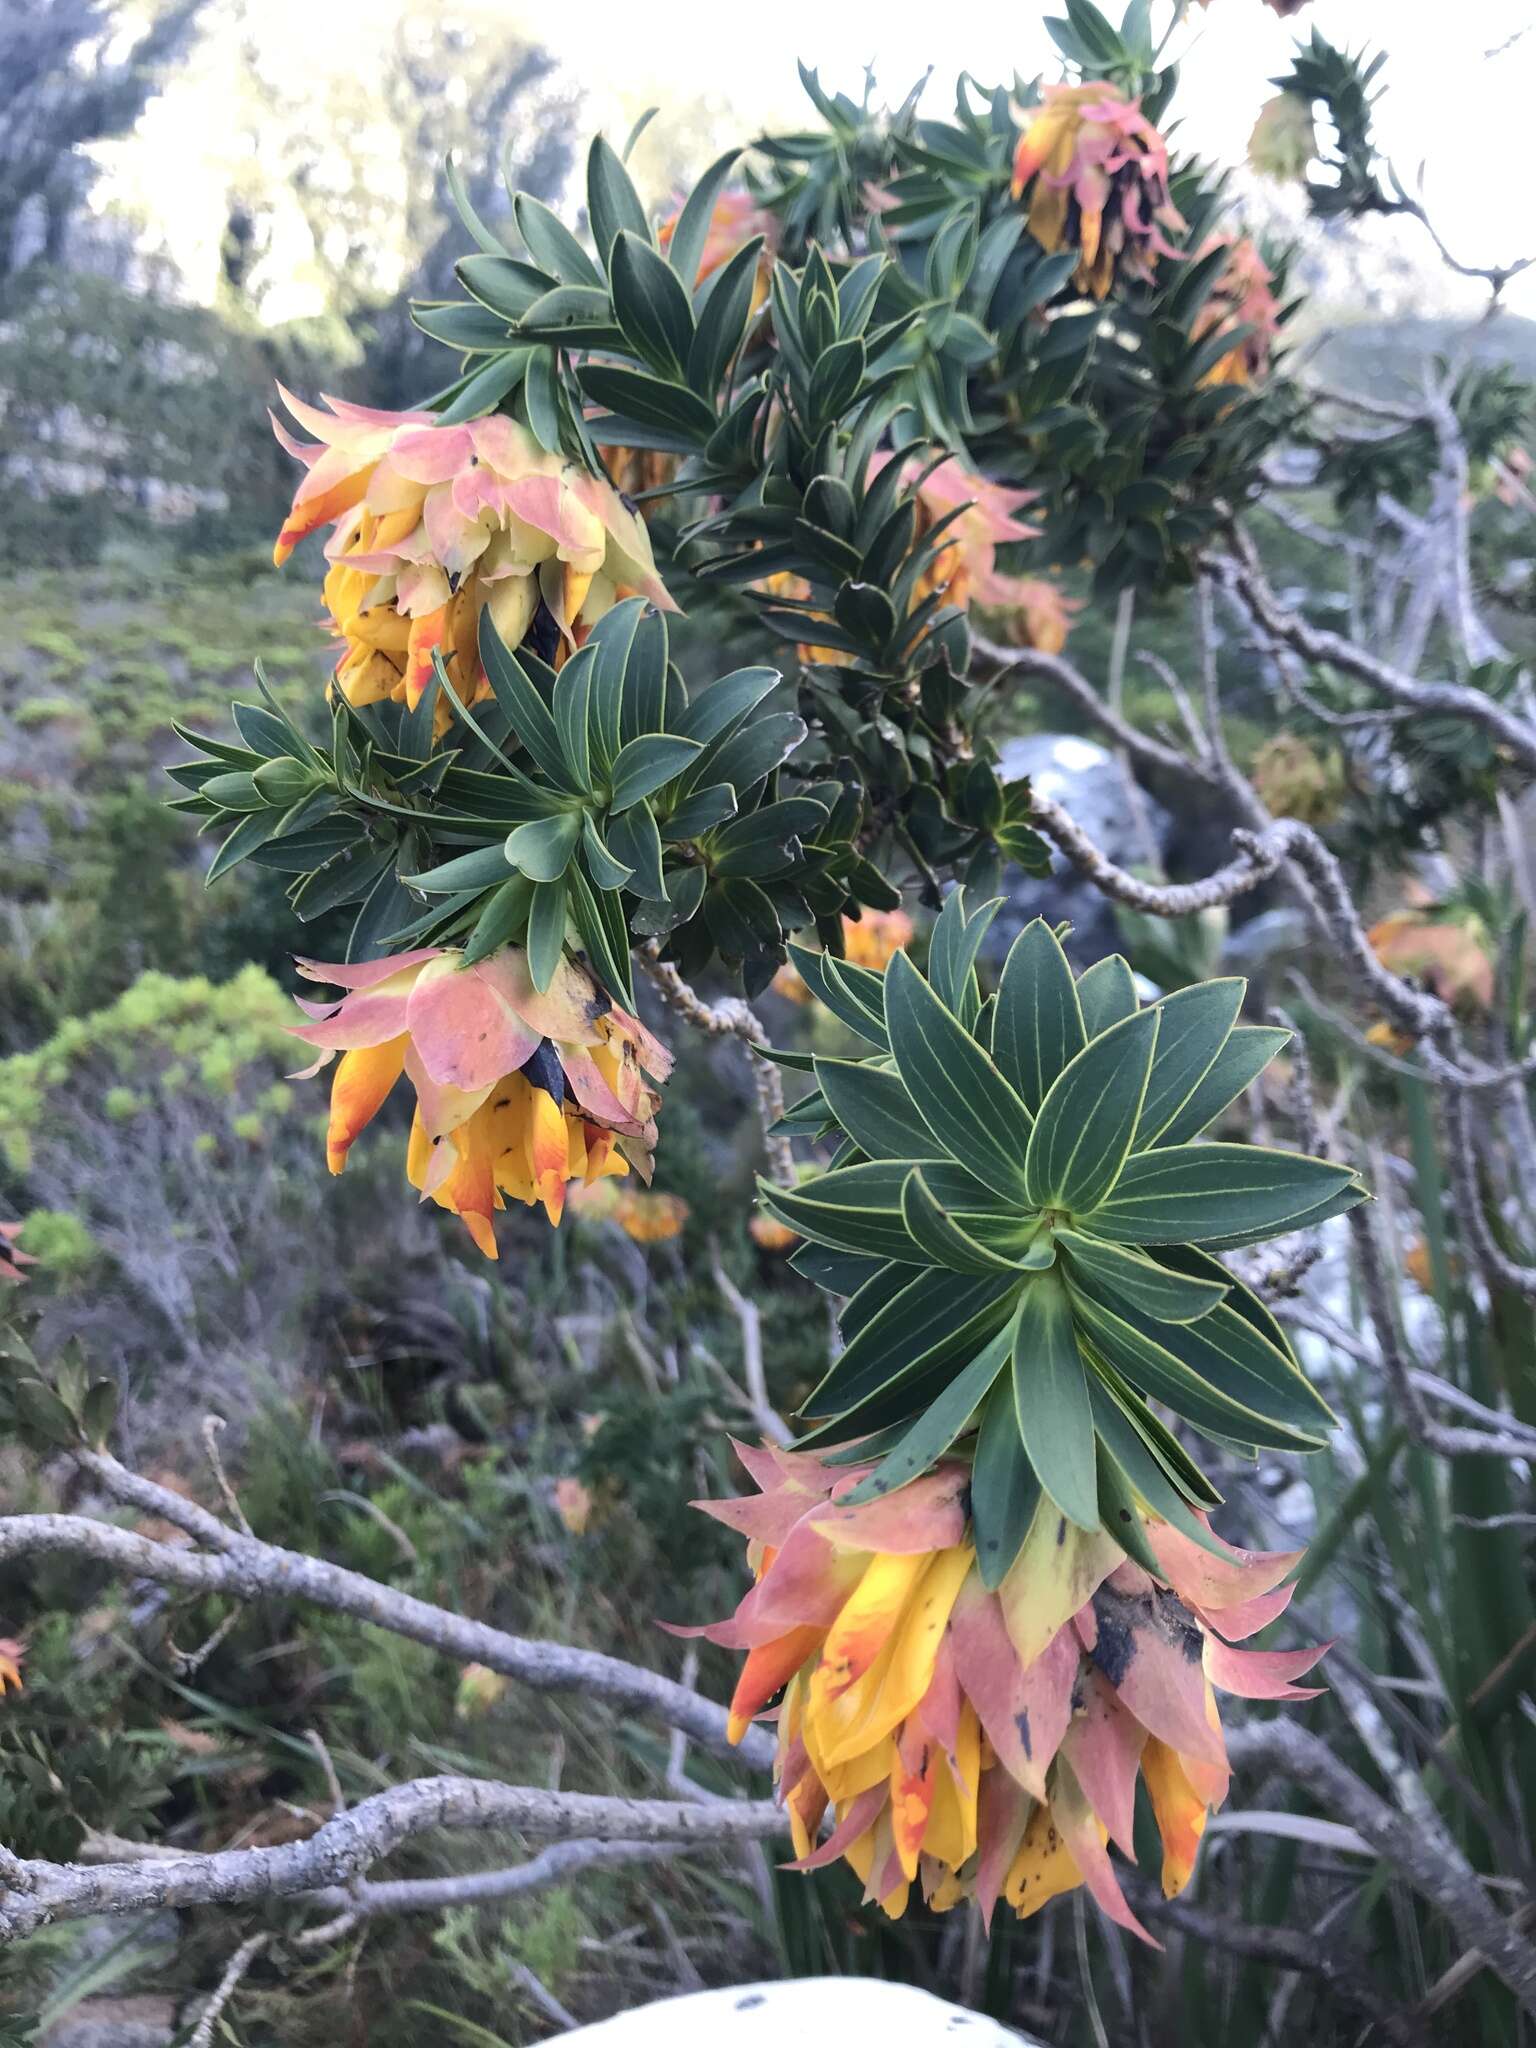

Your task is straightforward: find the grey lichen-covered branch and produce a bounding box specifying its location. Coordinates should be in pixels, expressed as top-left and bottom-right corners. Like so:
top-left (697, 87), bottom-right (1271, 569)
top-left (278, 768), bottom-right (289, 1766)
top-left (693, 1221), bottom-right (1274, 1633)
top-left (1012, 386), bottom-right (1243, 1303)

top-left (6, 1452), bottom-right (778, 1773)
top-left (1209, 537), bottom-right (1536, 772)
top-left (0, 1777), bottom-right (787, 1940)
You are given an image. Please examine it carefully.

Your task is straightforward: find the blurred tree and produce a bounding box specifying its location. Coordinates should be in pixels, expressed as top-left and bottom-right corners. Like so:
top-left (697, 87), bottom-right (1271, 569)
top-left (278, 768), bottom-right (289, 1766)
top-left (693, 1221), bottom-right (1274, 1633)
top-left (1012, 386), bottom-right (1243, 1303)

top-left (0, 0), bottom-right (207, 282)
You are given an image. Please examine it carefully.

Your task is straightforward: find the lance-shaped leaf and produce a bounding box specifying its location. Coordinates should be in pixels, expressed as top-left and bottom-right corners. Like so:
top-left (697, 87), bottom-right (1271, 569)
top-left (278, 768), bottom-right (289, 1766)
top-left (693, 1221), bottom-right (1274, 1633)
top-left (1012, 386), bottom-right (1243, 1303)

top-left (971, 1371), bottom-right (1043, 1590)
top-left (607, 734), bottom-right (703, 811)
top-left (883, 951), bottom-right (1034, 1204)
top-left (1055, 1229), bottom-right (1228, 1324)
top-left (801, 1265), bottom-right (1019, 1419)
top-left (1088, 1376), bottom-right (1234, 1562)
top-left (1075, 954), bottom-right (1138, 1035)
top-left (1154, 1024), bottom-right (1290, 1148)
top-left (902, 1169), bottom-right (1023, 1275)
top-left (756, 1159), bottom-right (931, 1263)
top-left (1137, 978), bottom-right (1245, 1145)
top-left (787, 943), bottom-right (886, 1045)
top-left (994, 918), bottom-right (1086, 1114)
top-left (814, 1059), bottom-right (934, 1160)
top-left (1069, 1286), bottom-right (1324, 1451)
top-left (1024, 1007), bottom-right (1159, 1214)
top-left (837, 1320), bottom-right (1015, 1505)
top-left (1150, 1300), bottom-right (1337, 1438)
top-left (1083, 1142), bottom-right (1358, 1246)
top-left (526, 877), bottom-right (568, 992)
top-left (1013, 1270), bottom-right (1099, 1531)
top-left (480, 613), bottom-right (582, 795)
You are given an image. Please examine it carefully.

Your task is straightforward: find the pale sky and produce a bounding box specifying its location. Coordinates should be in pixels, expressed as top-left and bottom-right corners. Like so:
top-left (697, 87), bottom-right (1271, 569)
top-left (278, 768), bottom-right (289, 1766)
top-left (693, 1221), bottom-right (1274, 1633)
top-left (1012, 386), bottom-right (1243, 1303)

top-left (101, 0), bottom-right (1536, 320)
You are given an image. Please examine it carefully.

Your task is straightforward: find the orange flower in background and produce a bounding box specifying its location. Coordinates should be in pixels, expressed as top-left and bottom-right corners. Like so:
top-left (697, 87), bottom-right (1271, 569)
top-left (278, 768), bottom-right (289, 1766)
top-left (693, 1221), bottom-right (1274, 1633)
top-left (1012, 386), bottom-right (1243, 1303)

top-left (1368, 904), bottom-right (1494, 1011)
top-left (288, 944), bottom-right (672, 1254)
top-left (772, 909), bottom-right (914, 1002)
top-left (271, 392), bottom-right (676, 736)
top-left (568, 1180), bottom-right (690, 1242)
top-left (677, 1447), bottom-right (1325, 1929)
top-left (1010, 83), bottom-right (1185, 298)
top-left (749, 1214), bottom-right (800, 1253)
top-left (0, 1638), bottom-right (23, 1696)
top-left (1192, 234), bottom-right (1282, 388)
top-left (1012, 577), bottom-right (1081, 656)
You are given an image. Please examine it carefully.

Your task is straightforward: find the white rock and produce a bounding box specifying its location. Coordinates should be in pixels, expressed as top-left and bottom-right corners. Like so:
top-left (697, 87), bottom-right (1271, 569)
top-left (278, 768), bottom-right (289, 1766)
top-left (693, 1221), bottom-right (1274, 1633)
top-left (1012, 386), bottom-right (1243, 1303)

top-left (562, 1978), bottom-right (1039, 2046)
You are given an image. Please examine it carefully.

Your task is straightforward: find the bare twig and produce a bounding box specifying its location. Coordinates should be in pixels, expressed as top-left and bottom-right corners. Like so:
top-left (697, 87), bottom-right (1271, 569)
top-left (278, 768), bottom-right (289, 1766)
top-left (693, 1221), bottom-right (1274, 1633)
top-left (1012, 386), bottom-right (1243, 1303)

top-left (0, 1778), bottom-right (787, 1939)
top-left (0, 1495), bottom-right (776, 1772)
top-left (971, 635), bottom-right (1219, 787)
top-left (189, 1930), bottom-right (267, 2047)
top-left (638, 944), bottom-right (793, 1186)
top-left (1226, 1719), bottom-right (1536, 2015)
top-left (303, 1839), bottom-right (685, 1922)
top-left (1126, 1884), bottom-right (1425, 2046)
top-left (201, 1417), bottom-right (252, 1537)
top-left (707, 1242), bottom-right (792, 1447)
top-left (1210, 538), bottom-right (1536, 774)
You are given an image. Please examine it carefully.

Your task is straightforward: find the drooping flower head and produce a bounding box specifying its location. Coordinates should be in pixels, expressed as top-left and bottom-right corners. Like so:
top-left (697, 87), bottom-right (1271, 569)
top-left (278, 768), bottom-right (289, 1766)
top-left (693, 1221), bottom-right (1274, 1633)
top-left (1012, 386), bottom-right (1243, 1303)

top-left (288, 944), bottom-right (672, 1254)
top-left (683, 1445), bottom-right (1325, 1931)
top-left (271, 392), bottom-right (676, 734)
top-left (1010, 83), bottom-right (1186, 298)
top-left (1191, 234), bottom-right (1282, 389)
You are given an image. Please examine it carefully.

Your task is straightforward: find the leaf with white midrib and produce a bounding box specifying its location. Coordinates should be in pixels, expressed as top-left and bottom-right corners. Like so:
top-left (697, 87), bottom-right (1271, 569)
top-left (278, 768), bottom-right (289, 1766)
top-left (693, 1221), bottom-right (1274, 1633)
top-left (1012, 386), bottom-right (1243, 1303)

top-left (883, 952), bottom-right (1034, 1205)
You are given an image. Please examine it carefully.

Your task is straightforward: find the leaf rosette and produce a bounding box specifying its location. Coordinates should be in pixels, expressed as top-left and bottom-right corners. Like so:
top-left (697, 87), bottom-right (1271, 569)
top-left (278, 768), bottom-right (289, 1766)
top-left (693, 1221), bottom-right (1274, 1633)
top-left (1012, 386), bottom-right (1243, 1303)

top-left (759, 892), bottom-right (1366, 1585)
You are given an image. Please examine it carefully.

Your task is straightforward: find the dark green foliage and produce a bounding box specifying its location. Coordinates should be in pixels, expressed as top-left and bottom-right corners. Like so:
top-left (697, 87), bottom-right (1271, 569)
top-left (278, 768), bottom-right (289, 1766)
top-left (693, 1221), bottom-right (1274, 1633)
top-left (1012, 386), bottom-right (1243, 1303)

top-left (761, 893), bottom-right (1363, 1578)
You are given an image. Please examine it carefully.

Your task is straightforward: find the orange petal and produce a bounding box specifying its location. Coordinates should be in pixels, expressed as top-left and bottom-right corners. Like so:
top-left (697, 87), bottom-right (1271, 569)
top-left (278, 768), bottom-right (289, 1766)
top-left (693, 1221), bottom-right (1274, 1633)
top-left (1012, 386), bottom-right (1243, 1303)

top-left (727, 1624), bottom-right (824, 1743)
top-left (1142, 1737), bottom-right (1209, 1896)
top-left (326, 1035), bottom-right (407, 1173)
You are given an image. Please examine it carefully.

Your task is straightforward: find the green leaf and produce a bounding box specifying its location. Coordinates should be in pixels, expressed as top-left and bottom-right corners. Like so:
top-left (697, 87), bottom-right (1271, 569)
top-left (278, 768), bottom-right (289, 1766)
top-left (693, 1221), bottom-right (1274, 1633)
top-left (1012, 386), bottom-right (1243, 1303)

top-left (452, 256), bottom-right (552, 321)
top-left (611, 229), bottom-right (696, 374)
top-left (687, 238), bottom-right (764, 396)
top-left (787, 1244), bottom-right (884, 1294)
top-left (462, 876), bottom-right (536, 966)
top-left (1056, 1228), bottom-right (1227, 1323)
top-left (663, 783), bottom-right (737, 840)
top-left (514, 192), bottom-right (603, 288)
top-left (480, 612), bottom-right (580, 793)
top-left (584, 598), bottom-right (643, 771)
top-left (581, 815), bottom-right (634, 892)
top-left (1154, 1024), bottom-right (1289, 1148)
top-left (1013, 1272), bottom-right (1098, 1530)
top-left (587, 134), bottom-right (651, 267)
top-left (928, 889), bottom-right (1001, 1022)
top-left (580, 364), bottom-right (718, 444)
top-left (505, 811), bottom-right (581, 882)
top-left (1075, 954), bottom-right (1138, 1035)
top-left (697, 711), bottom-right (806, 799)
top-left (800, 1264), bottom-right (1019, 1419)
top-left (903, 1169), bottom-right (1022, 1274)
top-left (1138, 979), bottom-right (1245, 1145)
top-left (1084, 1143), bottom-right (1358, 1246)
top-left (786, 943), bottom-right (886, 1044)
top-left (837, 1321), bottom-right (1014, 1503)
top-left (813, 1059), bottom-right (933, 1160)
top-left (604, 800), bottom-right (668, 901)
top-left (971, 1372), bottom-right (1043, 1588)
top-left (1070, 1287), bottom-right (1325, 1450)
top-left (403, 845), bottom-right (514, 895)
top-left (710, 796), bottom-right (826, 879)
top-left (1087, 1377), bottom-right (1231, 1561)
top-left (526, 878), bottom-right (568, 992)
top-left (994, 918), bottom-right (1086, 1114)
top-left (565, 859), bottom-right (635, 1008)
top-left (608, 734), bottom-right (703, 811)
top-left (552, 645), bottom-right (597, 792)
top-left (675, 666), bottom-right (780, 747)
top-left (1093, 1439), bottom-right (1166, 1578)
top-left (1024, 1007), bottom-right (1159, 1214)
top-left (1151, 1300), bottom-right (1336, 1437)
top-left (665, 148), bottom-right (740, 288)
top-left (883, 952), bottom-right (1034, 1205)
